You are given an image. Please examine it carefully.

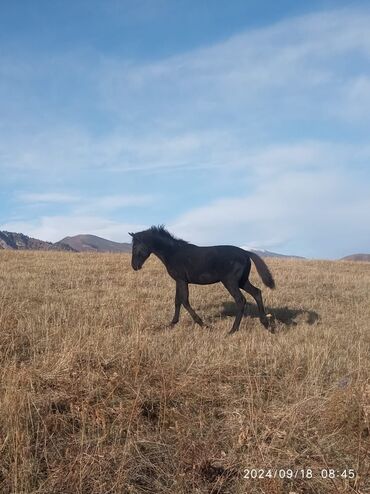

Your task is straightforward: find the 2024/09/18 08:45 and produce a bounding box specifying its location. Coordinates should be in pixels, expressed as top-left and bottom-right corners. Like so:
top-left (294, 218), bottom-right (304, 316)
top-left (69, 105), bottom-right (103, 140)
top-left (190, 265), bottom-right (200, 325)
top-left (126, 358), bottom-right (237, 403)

top-left (243, 468), bottom-right (356, 480)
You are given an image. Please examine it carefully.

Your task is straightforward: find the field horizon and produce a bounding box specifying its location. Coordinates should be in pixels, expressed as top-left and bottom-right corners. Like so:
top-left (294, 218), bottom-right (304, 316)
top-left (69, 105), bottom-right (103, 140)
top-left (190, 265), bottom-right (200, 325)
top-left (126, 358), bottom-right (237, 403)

top-left (0, 251), bottom-right (369, 493)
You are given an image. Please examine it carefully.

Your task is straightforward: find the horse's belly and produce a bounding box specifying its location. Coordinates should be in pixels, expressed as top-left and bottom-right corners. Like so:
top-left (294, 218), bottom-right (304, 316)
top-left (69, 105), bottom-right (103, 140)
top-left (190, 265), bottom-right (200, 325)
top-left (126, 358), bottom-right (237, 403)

top-left (188, 272), bottom-right (220, 285)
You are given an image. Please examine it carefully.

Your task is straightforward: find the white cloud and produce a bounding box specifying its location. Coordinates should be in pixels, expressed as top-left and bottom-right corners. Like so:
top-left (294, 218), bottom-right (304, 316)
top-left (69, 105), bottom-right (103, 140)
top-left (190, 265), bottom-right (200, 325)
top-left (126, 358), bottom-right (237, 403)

top-left (16, 191), bottom-right (153, 211)
top-left (338, 76), bottom-right (370, 120)
top-left (18, 192), bottom-right (79, 203)
top-left (93, 194), bottom-right (153, 210)
top-left (75, 194), bottom-right (155, 214)
top-left (171, 166), bottom-right (370, 258)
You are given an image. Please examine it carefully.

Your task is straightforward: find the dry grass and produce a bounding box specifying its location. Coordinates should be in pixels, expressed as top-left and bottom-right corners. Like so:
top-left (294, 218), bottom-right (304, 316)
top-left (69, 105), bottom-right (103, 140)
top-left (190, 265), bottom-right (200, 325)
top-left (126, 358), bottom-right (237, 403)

top-left (0, 251), bottom-right (369, 494)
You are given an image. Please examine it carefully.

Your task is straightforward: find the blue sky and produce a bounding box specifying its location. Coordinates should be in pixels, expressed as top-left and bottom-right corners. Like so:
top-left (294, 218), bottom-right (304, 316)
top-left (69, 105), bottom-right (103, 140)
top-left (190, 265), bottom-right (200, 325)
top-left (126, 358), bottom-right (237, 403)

top-left (1, 0), bottom-right (370, 258)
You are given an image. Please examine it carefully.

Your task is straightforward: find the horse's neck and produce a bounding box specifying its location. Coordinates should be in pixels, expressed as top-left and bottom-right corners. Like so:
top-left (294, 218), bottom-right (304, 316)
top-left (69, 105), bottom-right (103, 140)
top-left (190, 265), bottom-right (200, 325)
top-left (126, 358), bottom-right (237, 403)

top-left (151, 237), bottom-right (177, 266)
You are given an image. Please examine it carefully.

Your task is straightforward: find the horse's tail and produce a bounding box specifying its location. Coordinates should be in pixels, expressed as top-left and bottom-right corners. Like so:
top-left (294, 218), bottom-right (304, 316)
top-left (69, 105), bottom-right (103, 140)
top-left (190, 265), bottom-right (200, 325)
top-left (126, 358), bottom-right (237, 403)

top-left (246, 251), bottom-right (275, 289)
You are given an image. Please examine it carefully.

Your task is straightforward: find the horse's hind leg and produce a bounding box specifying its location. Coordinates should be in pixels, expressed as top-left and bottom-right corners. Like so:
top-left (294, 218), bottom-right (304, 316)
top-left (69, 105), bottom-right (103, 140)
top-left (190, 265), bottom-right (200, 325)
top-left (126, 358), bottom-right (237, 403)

top-left (222, 280), bottom-right (246, 334)
top-left (177, 281), bottom-right (204, 327)
top-left (241, 280), bottom-right (270, 330)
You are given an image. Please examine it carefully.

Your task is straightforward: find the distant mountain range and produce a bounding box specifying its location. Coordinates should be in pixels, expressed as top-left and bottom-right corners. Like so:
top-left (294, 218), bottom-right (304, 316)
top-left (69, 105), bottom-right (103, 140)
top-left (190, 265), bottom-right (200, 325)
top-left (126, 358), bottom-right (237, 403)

top-left (246, 249), bottom-right (304, 259)
top-left (0, 230), bottom-right (368, 261)
top-left (0, 231), bottom-right (298, 256)
top-left (0, 231), bottom-right (131, 253)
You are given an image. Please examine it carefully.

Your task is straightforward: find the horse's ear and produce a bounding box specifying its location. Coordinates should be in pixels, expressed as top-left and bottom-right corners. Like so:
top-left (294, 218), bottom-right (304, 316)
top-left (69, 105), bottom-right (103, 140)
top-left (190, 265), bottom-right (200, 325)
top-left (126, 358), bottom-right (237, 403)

top-left (128, 232), bottom-right (134, 238)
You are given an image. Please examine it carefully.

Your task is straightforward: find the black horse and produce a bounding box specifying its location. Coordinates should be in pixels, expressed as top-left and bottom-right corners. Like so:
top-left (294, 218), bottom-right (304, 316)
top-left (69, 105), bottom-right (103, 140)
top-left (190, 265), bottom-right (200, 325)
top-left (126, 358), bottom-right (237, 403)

top-left (129, 226), bottom-right (275, 334)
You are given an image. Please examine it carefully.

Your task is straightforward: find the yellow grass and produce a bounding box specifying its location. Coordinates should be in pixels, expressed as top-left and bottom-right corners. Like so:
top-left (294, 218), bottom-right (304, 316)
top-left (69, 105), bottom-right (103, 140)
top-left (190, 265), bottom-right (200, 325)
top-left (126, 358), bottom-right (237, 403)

top-left (0, 251), bottom-right (369, 494)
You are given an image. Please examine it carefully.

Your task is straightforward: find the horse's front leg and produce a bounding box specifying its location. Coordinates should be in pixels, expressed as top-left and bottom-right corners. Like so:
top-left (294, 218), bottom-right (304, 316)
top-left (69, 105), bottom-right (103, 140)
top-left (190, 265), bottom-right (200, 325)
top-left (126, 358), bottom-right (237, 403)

top-left (169, 282), bottom-right (181, 326)
top-left (178, 280), bottom-right (204, 327)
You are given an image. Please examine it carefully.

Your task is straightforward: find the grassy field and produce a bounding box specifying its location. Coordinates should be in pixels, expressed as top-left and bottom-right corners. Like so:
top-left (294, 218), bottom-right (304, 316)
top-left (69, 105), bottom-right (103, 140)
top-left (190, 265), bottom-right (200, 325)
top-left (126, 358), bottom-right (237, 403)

top-left (0, 251), bottom-right (369, 494)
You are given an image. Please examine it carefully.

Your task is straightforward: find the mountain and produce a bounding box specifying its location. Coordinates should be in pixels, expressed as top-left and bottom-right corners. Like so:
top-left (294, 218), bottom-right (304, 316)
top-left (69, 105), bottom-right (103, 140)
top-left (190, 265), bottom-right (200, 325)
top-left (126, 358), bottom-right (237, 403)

top-left (340, 253), bottom-right (370, 262)
top-left (251, 249), bottom-right (304, 259)
top-left (0, 231), bottom-right (74, 251)
top-left (242, 247), bottom-right (305, 259)
top-left (0, 231), bottom-right (130, 253)
top-left (59, 234), bottom-right (131, 253)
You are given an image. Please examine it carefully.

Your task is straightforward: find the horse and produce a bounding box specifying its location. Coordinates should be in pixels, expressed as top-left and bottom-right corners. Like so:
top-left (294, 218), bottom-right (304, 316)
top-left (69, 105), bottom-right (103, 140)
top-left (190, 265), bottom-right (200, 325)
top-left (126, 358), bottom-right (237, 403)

top-left (129, 226), bottom-right (275, 334)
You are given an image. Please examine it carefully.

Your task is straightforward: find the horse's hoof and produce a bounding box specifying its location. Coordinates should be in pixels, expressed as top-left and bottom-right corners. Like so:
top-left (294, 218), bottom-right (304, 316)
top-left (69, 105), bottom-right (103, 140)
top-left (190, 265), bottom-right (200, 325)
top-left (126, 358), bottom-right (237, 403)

top-left (267, 313), bottom-right (275, 325)
top-left (266, 314), bottom-right (276, 333)
top-left (261, 317), bottom-right (269, 329)
top-left (261, 313), bottom-right (275, 330)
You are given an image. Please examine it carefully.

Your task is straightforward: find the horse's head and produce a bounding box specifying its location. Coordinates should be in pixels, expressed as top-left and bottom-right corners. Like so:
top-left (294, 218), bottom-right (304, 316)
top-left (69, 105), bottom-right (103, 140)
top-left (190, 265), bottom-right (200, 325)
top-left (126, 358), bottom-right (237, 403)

top-left (129, 232), bottom-right (151, 271)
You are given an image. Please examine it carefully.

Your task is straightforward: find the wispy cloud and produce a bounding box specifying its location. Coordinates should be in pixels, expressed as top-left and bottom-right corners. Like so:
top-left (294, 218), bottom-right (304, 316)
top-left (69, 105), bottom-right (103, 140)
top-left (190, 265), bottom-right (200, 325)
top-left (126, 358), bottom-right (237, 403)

top-left (8, 191), bottom-right (154, 226)
top-left (18, 192), bottom-right (79, 204)
top-left (17, 191), bottom-right (153, 209)
top-left (75, 194), bottom-right (155, 214)
top-left (99, 8), bottom-right (370, 128)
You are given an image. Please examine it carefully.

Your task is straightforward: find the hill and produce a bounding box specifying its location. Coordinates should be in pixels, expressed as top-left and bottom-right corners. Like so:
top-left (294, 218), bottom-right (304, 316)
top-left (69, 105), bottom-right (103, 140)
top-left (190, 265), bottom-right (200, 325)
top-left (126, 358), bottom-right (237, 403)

top-left (59, 234), bottom-right (131, 252)
top-left (0, 231), bottom-right (74, 251)
top-left (340, 253), bottom-right (370, 262)
top-left (241, 246), bottom-right (304, 259)
top-left (249, 248), bottom-right (304, 259)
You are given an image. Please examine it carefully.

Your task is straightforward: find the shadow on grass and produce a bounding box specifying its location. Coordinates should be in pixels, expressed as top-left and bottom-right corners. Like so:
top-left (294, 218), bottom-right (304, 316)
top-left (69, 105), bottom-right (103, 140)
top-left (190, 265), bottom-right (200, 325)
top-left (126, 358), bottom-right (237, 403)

top-left (219, 301), bottom-right (319, 327)
top-left (145, 303), bottom-right (319, 333)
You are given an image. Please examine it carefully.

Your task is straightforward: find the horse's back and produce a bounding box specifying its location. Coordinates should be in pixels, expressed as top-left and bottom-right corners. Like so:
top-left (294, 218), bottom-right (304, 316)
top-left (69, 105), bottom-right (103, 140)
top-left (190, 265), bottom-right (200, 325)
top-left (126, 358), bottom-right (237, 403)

top-left (171, 244), bottom-right (250, 284)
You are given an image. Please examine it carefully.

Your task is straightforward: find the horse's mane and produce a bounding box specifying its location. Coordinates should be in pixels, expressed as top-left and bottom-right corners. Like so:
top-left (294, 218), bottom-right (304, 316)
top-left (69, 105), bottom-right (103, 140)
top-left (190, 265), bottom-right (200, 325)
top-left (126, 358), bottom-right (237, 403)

top-left (139, 225), bottom-right (189, 247)
top-left (150, 225), bottom-right (189, 246)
